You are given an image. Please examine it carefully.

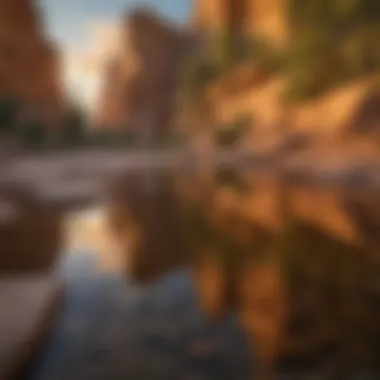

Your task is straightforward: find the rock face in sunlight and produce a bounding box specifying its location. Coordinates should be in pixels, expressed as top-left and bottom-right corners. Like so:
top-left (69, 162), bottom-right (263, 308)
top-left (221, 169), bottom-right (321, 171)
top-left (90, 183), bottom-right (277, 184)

top-left (0, 0), bottom-right (62, 126)
top-left (93, 60), bottom-right (129, 129)
top-left (189, 0), bottom-right (380, 158)
top-left (245, 0), bottom-right (288, 46)
top-left (192, 0), bottom-right (288, 44)
top-left (94, 8), bottom-right (191, 138)
top-left (208, 74), bottom-right (380, 155)
top-left (192, 0), bottom-right (232, 31)
top-left (192, 0), bottom-right (251, 33)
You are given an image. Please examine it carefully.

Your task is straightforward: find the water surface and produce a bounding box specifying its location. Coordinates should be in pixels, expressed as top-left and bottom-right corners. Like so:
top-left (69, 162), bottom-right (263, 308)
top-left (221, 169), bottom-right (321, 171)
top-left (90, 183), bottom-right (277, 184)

top-left (8, 168), bottom-right (380, 379)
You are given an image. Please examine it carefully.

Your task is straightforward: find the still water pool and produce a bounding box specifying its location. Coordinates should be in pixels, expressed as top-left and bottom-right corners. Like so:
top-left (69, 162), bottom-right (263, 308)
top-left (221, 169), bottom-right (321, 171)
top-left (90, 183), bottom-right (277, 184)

top-left (18, 169), bottom-right (380, 379)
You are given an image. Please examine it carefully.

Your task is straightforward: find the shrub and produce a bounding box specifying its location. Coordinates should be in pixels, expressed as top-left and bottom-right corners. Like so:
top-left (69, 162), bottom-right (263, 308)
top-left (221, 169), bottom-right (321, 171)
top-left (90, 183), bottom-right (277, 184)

top-left (0, 98), bottom-right (21, 135)
top-left (88, 130), bottom-right (137, 148)
top-left (61, 106), bottom-right (87, 146)
top-left (180, 56), bottom-right (218, 111)
top-left (284, 0), bottom-right (380, 101)
top-left (215, 169), bottom-right (251, 195)
top-left (215, 115), bottom-right (251, 147)
top-left (150, 132), bottom-right (186, 149)
top-left (19, 121), bottom-right (48, 150)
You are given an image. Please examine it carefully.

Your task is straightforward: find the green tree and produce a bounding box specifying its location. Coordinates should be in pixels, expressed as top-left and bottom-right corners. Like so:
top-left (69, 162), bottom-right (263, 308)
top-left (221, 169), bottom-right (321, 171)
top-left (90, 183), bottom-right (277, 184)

top-left (62, 106), bottom-right (87, 146)
top-left (0, 98), bottom-right (21, 135)
top-left (180, 56), bottom-right (217, 110)
top-left (285, 0), bottom-right (380, 101)
top-left (215, 115), bottom-right (251, 147)
top-left (19, 121), bottom-right (47, 150)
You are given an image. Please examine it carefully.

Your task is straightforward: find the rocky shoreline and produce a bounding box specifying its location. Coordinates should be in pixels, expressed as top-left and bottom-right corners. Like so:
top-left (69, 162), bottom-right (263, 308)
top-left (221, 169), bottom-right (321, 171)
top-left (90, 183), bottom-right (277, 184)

top-left (2, 148), bottom-right (380, 186)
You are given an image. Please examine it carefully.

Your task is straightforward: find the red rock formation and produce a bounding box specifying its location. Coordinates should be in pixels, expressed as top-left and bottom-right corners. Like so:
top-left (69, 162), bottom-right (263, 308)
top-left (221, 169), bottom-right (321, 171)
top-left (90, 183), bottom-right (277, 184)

top-left (192, 0), bottom-right (288, 45)
top-left (94, 60), bottom-right (131, 130)
top-left (94, 8), bottom-right (191, 139)
top-left (246, 0), bottom-right (288, 46)
top-left (0, 0), bottom-right (63, 126)
top-left (192, 0), bottom-right (248, 33)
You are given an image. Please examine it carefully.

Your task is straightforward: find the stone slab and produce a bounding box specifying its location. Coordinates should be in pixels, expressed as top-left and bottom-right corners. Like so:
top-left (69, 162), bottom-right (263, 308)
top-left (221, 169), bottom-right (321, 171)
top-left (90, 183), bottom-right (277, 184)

top-left (0, 277), bottom-right (64, 380)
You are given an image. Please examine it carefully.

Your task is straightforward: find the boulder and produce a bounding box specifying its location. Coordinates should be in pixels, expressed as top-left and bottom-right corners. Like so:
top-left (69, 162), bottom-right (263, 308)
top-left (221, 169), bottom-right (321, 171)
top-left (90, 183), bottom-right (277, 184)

top-left (0, 277), bottom-right (64, 380)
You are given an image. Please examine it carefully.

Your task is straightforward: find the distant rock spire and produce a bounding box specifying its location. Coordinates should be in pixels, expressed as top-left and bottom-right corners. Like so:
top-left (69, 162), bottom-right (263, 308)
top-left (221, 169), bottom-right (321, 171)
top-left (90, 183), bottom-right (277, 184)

top-left (94, 8), bottom-right (191, 139)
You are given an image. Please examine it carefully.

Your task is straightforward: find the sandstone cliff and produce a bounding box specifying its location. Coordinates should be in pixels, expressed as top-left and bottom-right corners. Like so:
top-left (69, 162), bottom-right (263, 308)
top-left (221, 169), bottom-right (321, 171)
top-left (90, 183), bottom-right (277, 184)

top-left (94, 8), bottom-right (191, 139)
top-left (204, 73), bottom-right (380, 153)
top-left (192, 0), bottom-right (288, 45)
top-left (189, 0), bottom-right (380, 160)
top-left (0, 0), bottom-right (62, 126)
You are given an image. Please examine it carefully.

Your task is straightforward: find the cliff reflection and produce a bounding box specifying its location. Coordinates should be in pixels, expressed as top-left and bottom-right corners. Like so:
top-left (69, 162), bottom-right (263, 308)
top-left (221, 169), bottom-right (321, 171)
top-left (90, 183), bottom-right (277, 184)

top-left (0, 188), bottom-right (63, 274)
top-left (182, 170), bottom-right (380, 377)
top-left (106, 171), bottom-right (188, 283)
top-left (105, 170), bottom-right (380, 377)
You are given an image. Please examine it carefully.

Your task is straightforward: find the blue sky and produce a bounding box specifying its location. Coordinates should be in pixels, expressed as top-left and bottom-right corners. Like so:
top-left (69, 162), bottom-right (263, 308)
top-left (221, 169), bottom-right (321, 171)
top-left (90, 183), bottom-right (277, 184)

top-left (39, 0), bottom-right (191, 50)
top-left (38, 0), bottom-right (191, 107)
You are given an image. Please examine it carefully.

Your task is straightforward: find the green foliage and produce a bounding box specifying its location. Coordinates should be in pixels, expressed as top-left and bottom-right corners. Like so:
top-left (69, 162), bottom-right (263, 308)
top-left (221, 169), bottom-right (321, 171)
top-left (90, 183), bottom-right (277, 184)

top-left (0, 98), bottom-right (184, 151)
top-left (208, 32), bottom-right (283, 73)
top-left (208, 31), bottom-right (245, 74)
top-left (112, 131), bottom-right (136, 147)
top-left (19, 121), bottom-right (48, 149)
top-left (183, 0), bottom-right (380, 106)
top-left (0, 98), bottom-right (21, 135)
top-left (183, 202), bottom-right (216, 248)
top-left (284, 0), bottom-right (380, 102)
top-left (61, 106), bottom-right (87, 146)
top-left (215, 115), bottom-right (251, 147)
top-left (180, 32), bottom-right (285, 113)
top-left (180, 56), bottom-right (218, 112)
top-left (216, 128), bottom-right (241, 147)
top-left (244, 36), bottom-right (286, 71)
top-left (215, 169), bottom-right (251, 195)
top-left (150, 132), bottom-right (186, 149)
top-left (89, 130), bottom-right (136, 147)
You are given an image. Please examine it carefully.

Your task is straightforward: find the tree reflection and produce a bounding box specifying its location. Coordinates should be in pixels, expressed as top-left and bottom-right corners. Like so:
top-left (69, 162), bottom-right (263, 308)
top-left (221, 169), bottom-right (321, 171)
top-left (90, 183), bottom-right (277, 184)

top-left (104, 169), bottom-right (380, 378)
top-left (181, 171), bottom-right (380, 378)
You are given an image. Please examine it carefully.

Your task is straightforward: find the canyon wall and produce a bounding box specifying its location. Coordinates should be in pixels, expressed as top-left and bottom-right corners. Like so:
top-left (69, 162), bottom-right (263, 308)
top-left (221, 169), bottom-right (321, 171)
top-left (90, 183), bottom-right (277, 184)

top-left (190, 0), bottom-right (380, 156)
top-left (245, 0), bottom-right (288, 46)
top-left (205, 73), bottom-right (380, 154)
top-left (95, 9), bottom-right (191, 139)
top-left (192, 0), bottom-right (288, 44)
top-left (0, 0), bottom-right (63, 126)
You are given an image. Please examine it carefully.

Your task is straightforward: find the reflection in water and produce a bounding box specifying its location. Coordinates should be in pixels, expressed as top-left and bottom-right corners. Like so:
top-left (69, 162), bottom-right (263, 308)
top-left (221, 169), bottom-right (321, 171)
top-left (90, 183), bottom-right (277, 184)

top-left (0, 188), bottom-right (63, 274)
top-left (64, 207), bottom-right (127, 275)
top-left (4, 169), bottom-right (380, 379)
top-left (103, 169), bottom-right (380, 378)
top-left (178, 170), bottom-right (380, 378)
top-left (105, 171), bottom-right (189, 283)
